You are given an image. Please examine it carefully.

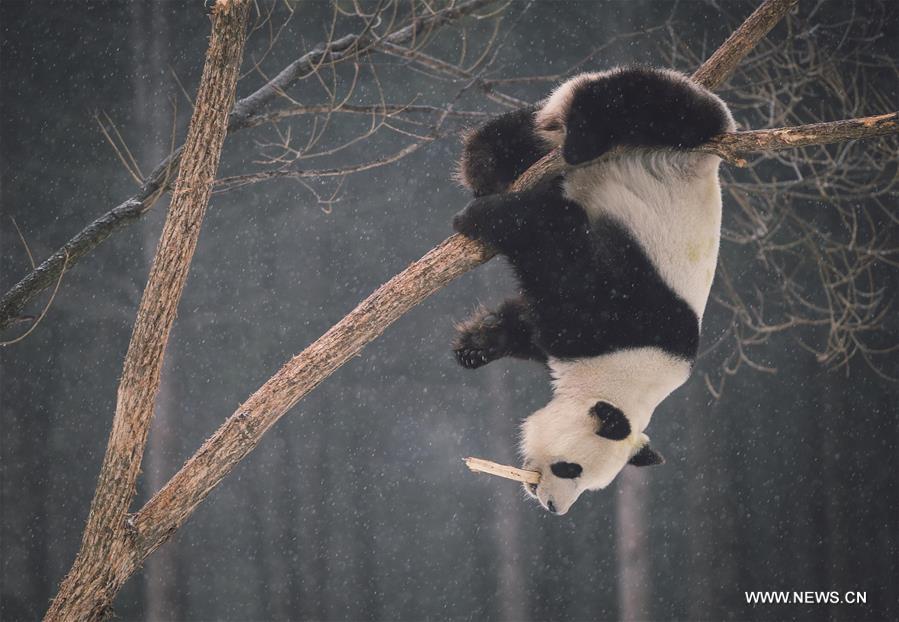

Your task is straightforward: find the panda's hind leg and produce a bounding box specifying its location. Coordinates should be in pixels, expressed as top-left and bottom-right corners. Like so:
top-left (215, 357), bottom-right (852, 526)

top-left (457, 106), bottom-right (550, 197)
top-left (453, 297), bottom-right (546, 369)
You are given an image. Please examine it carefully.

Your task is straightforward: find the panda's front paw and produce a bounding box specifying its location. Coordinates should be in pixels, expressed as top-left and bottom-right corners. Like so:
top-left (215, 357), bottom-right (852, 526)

top-left (453, 346), bottom-right (492, 369)
top-left (452, 201), bottom-right (481, 240)
top-left (452, 310), bottom-right (506, 369)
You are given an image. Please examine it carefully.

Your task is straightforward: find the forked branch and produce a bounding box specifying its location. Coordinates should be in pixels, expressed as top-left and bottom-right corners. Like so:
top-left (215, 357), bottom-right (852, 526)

top-left (44, 2), bottom-right (252, 620)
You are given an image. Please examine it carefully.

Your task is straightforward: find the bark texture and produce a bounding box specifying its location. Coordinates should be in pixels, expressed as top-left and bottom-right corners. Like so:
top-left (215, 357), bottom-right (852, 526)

top-left (44, 2), bottom-right (251, 620)
top-left (691, 0), bottom-right (798, 89)
top-left (0, 0), bottom-right (495, 332)
top-left (707, 112), bottom-right (899, 164)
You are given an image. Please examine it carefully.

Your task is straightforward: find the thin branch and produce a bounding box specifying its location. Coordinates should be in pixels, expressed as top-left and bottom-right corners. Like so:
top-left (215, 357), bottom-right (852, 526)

top-left (9, 216), bottom-right (35, 269)
top-left (0, 0), bottom-right (497, 333)
top-left (704, 112), bottom-right (898, 165)
top-left (243, 102), bottom-right (489, 128)
top-left (0, 251), bottom-right (67, 347)
top-left (465, 457), bottom-right (540, 484)
top-left (692, 0), bottom-right (799, 88)
top-left (218, 113), bottom-right (899, 191)
top-left (214, 133), bottom-right (443, 191)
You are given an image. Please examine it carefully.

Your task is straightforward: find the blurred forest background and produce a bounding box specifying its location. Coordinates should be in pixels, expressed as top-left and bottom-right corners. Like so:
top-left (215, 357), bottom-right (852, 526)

top-left (1, 1), bottom-right (897, 621)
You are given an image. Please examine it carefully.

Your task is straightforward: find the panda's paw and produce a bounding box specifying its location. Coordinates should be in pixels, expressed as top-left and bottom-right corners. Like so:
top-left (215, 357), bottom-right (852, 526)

top-left (453, 196), bottom-right (504, 243)
top-left (452, 310), bottom-right (506, 369)
top-left (453, 346), bottom-right (492, 369)
top-left (452, 202), bottom-right (482, 240)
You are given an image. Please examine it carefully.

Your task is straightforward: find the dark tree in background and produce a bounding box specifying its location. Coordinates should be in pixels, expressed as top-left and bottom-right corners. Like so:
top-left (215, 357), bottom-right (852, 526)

top-left (1, 1), bottom-right (897, 621)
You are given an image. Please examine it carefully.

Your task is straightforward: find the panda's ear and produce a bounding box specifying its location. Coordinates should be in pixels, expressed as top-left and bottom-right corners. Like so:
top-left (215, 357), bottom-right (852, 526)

top-left (589, 401), bottom-right (630, 440)
top-left (628, 435), bottom-right (665, 467)
top-left (561, 81), bottom-right (615, 166)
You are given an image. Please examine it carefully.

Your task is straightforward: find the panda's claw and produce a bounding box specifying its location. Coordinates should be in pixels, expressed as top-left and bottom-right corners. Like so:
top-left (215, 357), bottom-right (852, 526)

top-left (453, 346), bottom-right (493, 369)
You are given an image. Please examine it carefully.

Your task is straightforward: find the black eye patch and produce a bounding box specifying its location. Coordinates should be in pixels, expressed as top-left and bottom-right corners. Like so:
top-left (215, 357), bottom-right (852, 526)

top-left (590, 401), bottom-right (631, 440)
top-left (550, 461), bottom-right (583, 479)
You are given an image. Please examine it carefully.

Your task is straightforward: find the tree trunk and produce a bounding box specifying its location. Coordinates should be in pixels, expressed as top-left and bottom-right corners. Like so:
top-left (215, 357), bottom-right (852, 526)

top-left (44, 3), bottom-right (251, 620)
top-left (129, 4), bottom-right (185, 621)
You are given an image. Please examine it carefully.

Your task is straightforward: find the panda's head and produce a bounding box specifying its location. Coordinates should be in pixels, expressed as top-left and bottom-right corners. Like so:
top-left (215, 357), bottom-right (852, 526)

top-left (533, 70), bottom-right (612, 147)
top-left (520, 397), bottom-right (664, 515)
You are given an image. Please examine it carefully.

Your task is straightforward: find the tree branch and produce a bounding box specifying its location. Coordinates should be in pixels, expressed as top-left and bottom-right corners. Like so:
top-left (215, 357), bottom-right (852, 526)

top-left (704, 112), bottom-right (899, 166)
top-left (242, 102), bottom-right (489, 129)
top-left (44, 2), bottom-right (252, 620)
top-left (507, 112), bottom-right (899, 187)
top-left (691, 0), bottom-right (798, 89)
top-left (465, 457), bottom-right (541, 484)
top-left (0, 0), bottom-right (497, 333)
top-left (126, 0), bottom-right (803, 573)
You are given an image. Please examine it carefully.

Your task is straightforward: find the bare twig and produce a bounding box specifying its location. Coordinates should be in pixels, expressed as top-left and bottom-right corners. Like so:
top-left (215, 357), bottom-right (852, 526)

top-left (0, 0), bottom-right (497, 333)
top-left (243, 102), bottom-right (489, 128)
top-left (465, 457), bottom-right (540, 484)
top-left (9, 217), bottom-right (35, 269)
top-left (0, 251), bottom-right (67, 347)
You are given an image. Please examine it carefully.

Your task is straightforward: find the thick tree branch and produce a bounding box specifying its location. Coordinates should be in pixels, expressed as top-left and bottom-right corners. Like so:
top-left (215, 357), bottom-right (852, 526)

top-left (691, 0), bottom-right (798, 89)
top-left (125, 0), bottom-right (806, 572)
top-left (0, 0), bottom-right (496, 333)
top-left (44, 2), bottom-right (252, 620)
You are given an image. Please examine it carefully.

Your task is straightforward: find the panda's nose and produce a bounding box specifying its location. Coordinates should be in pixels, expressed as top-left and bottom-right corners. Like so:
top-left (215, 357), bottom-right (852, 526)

top-left (546, 500), bottom-right (558, 514)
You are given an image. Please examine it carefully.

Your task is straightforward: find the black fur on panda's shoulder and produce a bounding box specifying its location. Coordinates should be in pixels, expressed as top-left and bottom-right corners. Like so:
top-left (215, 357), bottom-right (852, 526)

top-left (504, 207), bottom-right (701, 362)
top-left (562, 66), bottom-right (734, 166)
top-left (456, 105), bottom-right (551, 197)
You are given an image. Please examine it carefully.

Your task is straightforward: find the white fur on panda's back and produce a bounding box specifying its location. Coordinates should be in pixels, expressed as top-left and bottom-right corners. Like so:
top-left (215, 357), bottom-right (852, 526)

top-left (563, 152), bottom-right (723, 321)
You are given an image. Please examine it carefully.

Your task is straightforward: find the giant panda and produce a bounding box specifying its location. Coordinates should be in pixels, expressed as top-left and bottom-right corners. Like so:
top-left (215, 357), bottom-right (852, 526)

top-left (451, 67), bottom-right (735, 515)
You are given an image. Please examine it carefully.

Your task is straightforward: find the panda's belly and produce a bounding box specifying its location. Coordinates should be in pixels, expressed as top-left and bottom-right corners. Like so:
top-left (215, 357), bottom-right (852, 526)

top-left (564, 153), bottom-right (722, 321)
